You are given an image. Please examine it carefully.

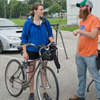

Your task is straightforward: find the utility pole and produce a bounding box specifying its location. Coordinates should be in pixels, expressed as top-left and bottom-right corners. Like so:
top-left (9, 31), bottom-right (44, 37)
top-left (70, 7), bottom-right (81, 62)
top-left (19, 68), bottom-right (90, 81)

top-left (61, 0), bottom-right (63, 19)
top-left (4, 0), bottom-right (6, 18)
top-left (20, 11), bottom-right (21, 20)
top-left (41, 0), bottom-right (43, 4)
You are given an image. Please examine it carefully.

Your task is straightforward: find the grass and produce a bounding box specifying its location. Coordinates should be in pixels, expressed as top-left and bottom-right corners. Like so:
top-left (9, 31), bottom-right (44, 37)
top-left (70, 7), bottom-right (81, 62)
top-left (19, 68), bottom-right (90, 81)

top-left (47, 18), bottom-right (67, 26)
top-left (11, 19), bottom-right (26, 26)
top-left (60, 26), bottom-right (79, 32)
top-left (10, 18), bottom-right (78, 32)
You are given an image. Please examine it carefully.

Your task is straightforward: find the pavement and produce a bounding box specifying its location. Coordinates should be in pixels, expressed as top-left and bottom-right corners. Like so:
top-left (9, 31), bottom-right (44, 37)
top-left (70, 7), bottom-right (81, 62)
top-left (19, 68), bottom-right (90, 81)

top-left (0, 30), bottom-right (99, 100)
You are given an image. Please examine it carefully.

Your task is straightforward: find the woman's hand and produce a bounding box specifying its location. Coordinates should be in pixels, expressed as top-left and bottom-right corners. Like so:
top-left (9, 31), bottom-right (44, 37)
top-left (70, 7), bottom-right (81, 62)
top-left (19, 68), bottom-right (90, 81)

top-left (52, 41), bottom-right (57, 46)
top-left (23, 52), bottom-right (29, 62)
top-left (22, 46), bottom-right (29, 61)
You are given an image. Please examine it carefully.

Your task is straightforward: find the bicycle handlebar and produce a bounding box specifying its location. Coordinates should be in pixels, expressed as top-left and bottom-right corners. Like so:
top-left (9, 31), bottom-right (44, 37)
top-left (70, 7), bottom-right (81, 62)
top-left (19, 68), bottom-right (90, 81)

top-left (21, 42), bottom-right (53, 50)
top-left (21, 43), bottom-right (38, 48)
top-left (21, 42), bottom-right (53, 55)
top-left (21, 42), bottom-right (55, 56)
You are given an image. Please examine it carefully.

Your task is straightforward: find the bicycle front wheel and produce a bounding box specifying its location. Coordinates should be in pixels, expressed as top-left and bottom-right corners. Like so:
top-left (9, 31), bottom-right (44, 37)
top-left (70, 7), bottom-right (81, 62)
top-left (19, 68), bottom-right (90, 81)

top-left (36, 66), bottom-right (59, 100)
top-left (5, 59), bottom-right (24, 97)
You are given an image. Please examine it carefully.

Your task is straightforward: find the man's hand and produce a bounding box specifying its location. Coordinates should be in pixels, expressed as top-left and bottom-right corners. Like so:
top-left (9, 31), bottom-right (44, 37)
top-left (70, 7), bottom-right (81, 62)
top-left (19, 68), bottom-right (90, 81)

top-left (73, 28), bottom-right (99, 39)
top-left (73, 29), bottom-right (80, 36)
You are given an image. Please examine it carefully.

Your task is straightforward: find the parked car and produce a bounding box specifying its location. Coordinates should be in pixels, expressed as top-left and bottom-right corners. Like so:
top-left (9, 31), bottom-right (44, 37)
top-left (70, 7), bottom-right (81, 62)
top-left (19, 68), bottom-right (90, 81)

top-left (0, 18), bottom-right (22, 53)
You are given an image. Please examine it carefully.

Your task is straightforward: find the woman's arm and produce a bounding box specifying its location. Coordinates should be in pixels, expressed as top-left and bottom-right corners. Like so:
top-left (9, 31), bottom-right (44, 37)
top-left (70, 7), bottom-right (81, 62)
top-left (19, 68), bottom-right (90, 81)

top-left (21, 21), bottom-right (29, 61)
top-left (23, 46), bottom-right (29, 62)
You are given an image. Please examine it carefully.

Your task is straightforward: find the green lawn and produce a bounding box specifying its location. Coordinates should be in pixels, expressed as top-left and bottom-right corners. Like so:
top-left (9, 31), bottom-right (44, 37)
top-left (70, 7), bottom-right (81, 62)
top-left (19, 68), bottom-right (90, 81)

top-left (47, 18), bottom-right (67, 26)
top-left (60, 26), bottom-right (79, 32)
top-left (11, 19), bottom-right (26, 26)
top-left (10, 18), bottom-right (78, 32)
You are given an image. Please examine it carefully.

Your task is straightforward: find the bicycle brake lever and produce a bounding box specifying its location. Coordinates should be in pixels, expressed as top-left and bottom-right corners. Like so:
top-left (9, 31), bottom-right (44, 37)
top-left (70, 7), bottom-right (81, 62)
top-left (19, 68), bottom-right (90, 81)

top-left (37, 45), bottom-right (41, 49)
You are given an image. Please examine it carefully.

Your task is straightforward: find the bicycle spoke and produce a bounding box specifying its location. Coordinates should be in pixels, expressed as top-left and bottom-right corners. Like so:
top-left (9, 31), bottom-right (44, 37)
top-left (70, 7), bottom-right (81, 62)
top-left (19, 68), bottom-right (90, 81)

top-left (36, 66), bottom-right (59, 100)
top-left (5, 60), bottom-right (24, 97)
top-left (11, 86), bottom-right (22, 90)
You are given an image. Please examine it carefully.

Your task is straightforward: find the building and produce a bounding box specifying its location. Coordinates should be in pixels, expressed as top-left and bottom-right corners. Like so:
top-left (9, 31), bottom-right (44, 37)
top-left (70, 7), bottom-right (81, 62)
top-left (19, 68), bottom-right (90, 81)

top-left (67, 0), bottom-right (100, 25)
top-left (44, 8), bottom-right (67, 18)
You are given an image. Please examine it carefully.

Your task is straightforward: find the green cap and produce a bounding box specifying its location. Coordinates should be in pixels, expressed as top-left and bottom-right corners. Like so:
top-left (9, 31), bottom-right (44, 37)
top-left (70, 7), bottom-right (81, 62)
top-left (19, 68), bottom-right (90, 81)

top-left (76, 0), bottom-right (87, 7)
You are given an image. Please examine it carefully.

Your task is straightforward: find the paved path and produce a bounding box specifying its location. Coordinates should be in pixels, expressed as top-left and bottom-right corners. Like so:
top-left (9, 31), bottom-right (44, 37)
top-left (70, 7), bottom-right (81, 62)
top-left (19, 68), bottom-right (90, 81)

top-left (0, 30), bottom-right (99, 100)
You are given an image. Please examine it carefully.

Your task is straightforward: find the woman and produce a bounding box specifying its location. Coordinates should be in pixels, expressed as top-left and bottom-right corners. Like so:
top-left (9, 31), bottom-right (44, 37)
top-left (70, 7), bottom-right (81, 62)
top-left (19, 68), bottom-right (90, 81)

top-left (21, 2), bottom-right (54, 100)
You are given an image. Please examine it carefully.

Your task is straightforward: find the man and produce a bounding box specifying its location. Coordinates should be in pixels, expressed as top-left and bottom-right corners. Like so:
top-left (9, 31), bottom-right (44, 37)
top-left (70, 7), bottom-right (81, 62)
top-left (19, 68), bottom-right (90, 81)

top-left (69, 0), bottom-right (100, 100)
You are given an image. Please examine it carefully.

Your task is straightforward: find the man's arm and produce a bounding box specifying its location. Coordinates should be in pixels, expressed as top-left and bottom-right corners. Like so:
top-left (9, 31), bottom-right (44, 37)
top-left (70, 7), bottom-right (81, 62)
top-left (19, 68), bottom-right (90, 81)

top-left (73, 28), bottom-right (99, 39)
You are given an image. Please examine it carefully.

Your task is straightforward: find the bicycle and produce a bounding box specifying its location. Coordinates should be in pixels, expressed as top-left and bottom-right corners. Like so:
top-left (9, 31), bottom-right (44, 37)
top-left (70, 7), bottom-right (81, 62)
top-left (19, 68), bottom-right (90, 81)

top-left (87, 42), bottom-right (100, 92)
top-left (5, 42), bottom-right (59, 100)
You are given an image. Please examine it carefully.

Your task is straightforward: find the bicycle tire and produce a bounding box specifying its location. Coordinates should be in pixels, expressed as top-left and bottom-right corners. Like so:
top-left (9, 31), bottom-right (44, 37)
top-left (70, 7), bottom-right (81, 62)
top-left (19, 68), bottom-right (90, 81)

top-left (5, 59), bottom-right (24, 97)
top-left (36, 66), bottom-right (59, 100)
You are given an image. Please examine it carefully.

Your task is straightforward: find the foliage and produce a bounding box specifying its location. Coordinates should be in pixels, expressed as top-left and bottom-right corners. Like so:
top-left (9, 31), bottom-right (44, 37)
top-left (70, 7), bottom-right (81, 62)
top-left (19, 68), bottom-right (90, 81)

top-left (11, 1), bottom-right (32, 18)
top-left (0, 0), bottom-right (5, 18)
top-left (6, 3), bottom-right (10, 18)
top-left (48, 3), bottom-right (61, 14)
top-left (63, 0), bottom-right (67, 10)
top-left (28, 0), bottom-right (53, 9)
top-left (52, 0), bottom-right (66, 10)
top-left (9, 0), bottom-right (18, 11)
top-left (0, 0), bottom-right (67, 18)
top-left (43, 0), bottom-right (53, 9)
top-left (28, 0), bottom-right (41, 5)
top-left (58, 0), bottom-right (67, 10)
top-left (0, 0), bottom-right (10, 18)
top-left (52, 0), bottom-right (60, 3)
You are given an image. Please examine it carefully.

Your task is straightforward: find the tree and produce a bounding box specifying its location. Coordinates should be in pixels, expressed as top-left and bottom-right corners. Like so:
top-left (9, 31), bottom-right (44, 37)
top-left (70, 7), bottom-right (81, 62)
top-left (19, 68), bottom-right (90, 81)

top-left (0, 0), bottom-right (4, 18)
top-left (0, 0), bottom-right (10, 18)
top-left (28, 0), bottom-right (53, 9)
top-left (9, 0), bottom-right (18, 10)
top-left (63, 0), bottom-right (67, 10)
top-left (11, 1), bottom-right (32, 18)
top-left (9, 0), bottom-right (18, 18)
top-left (25, 0), bottom-right (29, 3)
top-left (58, 0), bottom-right (66, 10)
top-left (44, 0), bottom-right (53, 9)
top-left (28, 0), bottom-right (41, 5)
top-left (52, 0), bottom-right (60, 3)
top-left (6, 3), bottom-right (10, 18)
top-left (48, 3), bottom-right (61, 14)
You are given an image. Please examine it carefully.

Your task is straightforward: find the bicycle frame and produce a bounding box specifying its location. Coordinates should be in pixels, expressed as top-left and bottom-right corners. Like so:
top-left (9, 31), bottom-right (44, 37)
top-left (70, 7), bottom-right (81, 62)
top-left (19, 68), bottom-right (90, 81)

top-left (22, 57), bottom-right (49, 90)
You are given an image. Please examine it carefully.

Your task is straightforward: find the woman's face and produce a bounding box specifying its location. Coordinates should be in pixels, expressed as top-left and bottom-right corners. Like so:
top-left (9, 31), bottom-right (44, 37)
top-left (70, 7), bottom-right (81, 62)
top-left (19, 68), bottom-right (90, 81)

top-left (34, 5), bottom-right (44, 17)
